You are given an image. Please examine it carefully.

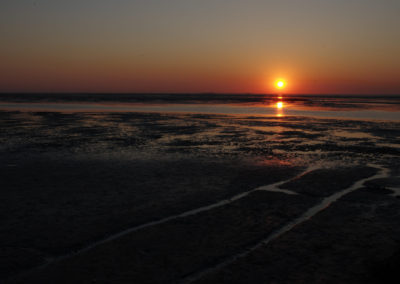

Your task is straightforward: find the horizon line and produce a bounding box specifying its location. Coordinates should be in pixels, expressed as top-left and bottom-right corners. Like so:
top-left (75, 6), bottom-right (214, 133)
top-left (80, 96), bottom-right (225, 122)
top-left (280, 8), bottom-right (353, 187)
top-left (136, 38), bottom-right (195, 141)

top-left (1, 92), bottom-right (400, 97)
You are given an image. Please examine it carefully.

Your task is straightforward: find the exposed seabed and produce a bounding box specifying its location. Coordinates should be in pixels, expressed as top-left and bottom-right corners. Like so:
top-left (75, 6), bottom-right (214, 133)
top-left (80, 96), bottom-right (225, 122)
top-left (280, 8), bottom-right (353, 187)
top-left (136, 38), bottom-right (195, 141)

top-left (0, 109), bottom-right (399, 283)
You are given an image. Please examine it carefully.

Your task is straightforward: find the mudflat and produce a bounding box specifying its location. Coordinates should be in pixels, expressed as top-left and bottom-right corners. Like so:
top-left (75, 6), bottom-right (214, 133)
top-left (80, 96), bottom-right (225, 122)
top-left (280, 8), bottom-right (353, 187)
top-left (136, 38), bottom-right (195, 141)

top-left (1, 109), bottom-right (399, 283)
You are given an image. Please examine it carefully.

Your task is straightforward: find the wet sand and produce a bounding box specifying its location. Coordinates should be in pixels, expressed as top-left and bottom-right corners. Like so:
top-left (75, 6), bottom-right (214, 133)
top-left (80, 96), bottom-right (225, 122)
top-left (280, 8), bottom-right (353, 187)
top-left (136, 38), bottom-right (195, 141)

top-left (1, 109), bottom-right (399, 283)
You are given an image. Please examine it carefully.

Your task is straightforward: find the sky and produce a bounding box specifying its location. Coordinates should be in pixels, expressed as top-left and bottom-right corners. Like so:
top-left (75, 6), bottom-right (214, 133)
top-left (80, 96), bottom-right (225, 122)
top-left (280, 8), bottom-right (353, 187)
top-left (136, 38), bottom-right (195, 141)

top-left (1, 0), bottom-right (399, 94)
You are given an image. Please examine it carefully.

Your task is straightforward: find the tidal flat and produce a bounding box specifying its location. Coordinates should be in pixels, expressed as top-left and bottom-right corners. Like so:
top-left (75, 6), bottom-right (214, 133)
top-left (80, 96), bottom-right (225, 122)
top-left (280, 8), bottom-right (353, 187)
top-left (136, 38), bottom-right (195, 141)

top-left (0, 108), bottom-right (399, 283)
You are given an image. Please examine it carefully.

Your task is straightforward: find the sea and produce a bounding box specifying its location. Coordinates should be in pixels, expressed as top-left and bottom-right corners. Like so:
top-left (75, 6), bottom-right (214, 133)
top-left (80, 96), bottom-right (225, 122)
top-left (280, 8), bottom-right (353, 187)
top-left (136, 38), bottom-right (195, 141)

top-left (0, 93), bottom-right (399, 121)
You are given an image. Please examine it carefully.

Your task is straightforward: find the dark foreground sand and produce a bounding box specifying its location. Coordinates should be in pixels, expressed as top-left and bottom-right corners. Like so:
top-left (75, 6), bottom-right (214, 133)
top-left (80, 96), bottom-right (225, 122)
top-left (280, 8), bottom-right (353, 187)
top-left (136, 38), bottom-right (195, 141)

top-left (1, 110), bottom-right (399, 283)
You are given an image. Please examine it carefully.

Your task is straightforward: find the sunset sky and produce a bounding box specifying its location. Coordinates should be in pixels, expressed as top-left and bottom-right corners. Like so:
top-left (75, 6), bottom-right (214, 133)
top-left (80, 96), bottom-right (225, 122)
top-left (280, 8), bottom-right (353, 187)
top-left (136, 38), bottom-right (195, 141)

top-left (1, 0), bottom-right (399, 94)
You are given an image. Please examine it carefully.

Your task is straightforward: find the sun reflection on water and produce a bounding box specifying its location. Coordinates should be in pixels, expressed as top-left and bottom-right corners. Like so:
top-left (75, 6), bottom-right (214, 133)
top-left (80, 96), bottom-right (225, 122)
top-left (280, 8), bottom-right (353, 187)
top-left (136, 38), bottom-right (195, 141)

top-left (276, 98), bottom-right (284, 117)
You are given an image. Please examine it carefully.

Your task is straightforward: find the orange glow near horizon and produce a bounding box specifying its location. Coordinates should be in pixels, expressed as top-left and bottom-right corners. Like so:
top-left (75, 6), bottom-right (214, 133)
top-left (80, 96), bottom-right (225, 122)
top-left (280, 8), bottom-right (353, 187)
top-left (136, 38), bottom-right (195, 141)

top-left (1, 2), bottom-right (399, 94)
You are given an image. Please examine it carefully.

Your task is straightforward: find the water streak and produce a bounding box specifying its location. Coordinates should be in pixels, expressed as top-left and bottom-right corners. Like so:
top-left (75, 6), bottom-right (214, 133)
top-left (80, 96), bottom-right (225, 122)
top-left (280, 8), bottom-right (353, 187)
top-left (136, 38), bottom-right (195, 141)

top-left (181, 164), bottom-right (388, 283)
top-left (17, 166), bottom-right (316, 277)
top-left (387, 186), bottom-right (400, 197)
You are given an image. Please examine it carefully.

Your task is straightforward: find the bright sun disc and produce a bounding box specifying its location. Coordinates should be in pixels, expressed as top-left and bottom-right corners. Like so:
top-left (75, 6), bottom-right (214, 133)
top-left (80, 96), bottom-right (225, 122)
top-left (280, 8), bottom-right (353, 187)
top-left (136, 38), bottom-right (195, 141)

top-left (276, 80), bottom-right (285, 88)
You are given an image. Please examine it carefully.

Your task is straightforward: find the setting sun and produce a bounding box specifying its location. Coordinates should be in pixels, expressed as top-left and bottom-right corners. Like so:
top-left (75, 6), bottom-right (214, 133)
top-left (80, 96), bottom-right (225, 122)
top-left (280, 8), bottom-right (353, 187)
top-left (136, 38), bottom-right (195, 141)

top-left (276, 80), bottom-right (285, 89)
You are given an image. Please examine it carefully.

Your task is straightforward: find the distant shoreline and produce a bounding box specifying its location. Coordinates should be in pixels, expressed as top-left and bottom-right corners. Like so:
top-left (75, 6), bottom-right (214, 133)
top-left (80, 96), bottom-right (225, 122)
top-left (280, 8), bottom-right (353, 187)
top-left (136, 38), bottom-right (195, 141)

top-left (0, 93), bottom-right (399, 104)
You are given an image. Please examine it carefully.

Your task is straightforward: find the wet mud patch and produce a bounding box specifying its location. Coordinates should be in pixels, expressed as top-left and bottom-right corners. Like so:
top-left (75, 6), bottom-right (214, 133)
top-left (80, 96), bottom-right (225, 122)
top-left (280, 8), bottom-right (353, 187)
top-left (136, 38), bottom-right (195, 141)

top-left (0, 248), bottom-right (47, 280)
top-left (278, 130), bottom-right (324, 139)
top-left (11, 191), bottom-right (318, 284)
top-left (166, 139), bottom-right (226, 147)
top-left (0, 155), bottom-right (300, 279)
top-left (364, 127), bottom-right (400, 140)
top-left (1, 110), bottom-right (399, 160)
top-left (276, 143), bottom-right (400, 155)
top-left (364, 177), bottom-right (400, 192)
top-left (196, 185), bottom-right (400, 284)
top-left (1, 109), bottom-right (399, 282)
top-left (280, 166), bottom-right (378, 197)
top-left (236, 146), bottom-right (273, 155)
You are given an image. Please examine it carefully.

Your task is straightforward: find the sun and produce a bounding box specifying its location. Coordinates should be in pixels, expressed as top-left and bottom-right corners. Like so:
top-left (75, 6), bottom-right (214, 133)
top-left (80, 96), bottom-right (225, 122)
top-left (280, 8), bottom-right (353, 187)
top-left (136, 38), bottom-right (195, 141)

top-left (276, 80), bottom-right (285, 89)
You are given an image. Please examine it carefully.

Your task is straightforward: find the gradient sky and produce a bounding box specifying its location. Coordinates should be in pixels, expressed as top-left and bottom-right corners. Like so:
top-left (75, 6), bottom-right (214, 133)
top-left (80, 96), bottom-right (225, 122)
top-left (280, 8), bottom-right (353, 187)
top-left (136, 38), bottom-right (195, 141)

top-left (1, 0), bottom-right (399, 94)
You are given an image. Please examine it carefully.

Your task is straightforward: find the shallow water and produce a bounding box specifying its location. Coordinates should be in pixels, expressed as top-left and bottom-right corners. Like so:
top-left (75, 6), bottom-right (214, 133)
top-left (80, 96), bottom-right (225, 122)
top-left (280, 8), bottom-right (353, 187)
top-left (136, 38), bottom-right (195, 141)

top-left (0, 94), bottom-right (399, 121)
